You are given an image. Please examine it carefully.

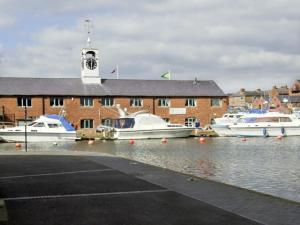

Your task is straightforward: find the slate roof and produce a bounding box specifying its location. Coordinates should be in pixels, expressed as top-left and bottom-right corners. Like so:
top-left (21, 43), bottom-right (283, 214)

top-left (230, 90), bottom-right (267, 97)
top-left (0, 77), bottom-right (226, 97)
top-left (278, 95), bottom-right (300, 103)
top-left (274, 87), bottom-right (289, 95)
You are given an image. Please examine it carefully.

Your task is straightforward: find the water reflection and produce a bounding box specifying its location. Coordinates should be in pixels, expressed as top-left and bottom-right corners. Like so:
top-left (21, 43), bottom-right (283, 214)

top-left (0, 136), bottom-right (299, 202)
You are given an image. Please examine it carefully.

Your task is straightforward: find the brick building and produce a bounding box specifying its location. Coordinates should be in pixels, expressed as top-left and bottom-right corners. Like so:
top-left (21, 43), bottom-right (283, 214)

top-left (0, 44), bottom-right (227, 128)
top-left (0, 77), bottom-right (228, 128)
top-left (228, 81), bottom-right (300, 112)
top-left (290, 80), bottom-right (300, 95)
top-left (229, 88), bottom-right (267, 109)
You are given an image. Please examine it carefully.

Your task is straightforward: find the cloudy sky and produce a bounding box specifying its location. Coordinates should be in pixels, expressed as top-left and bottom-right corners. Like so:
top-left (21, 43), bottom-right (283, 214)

top-left (0, 0), bottom-right (299, 93)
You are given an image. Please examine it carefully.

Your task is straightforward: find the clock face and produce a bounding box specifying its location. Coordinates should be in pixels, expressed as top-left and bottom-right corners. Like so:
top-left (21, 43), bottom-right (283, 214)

top-left (86, 58), bottom-right (97, 70)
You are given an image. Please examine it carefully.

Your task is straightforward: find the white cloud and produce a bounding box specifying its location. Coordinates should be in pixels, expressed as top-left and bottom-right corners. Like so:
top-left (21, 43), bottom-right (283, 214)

top-left (219, 51), bottom-right (300, 69)
top-left (0, 16), bottom-right (15, 28)
top-left (0, 0), bottom-right (299, 93)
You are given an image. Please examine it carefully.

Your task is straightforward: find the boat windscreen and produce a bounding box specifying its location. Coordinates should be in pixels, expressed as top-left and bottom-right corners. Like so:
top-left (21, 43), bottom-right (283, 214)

top-left (239, 117), bottom-right (256, 123)
top-left (115, 118), bottom-right (135, 128)
top-left (28, 122), bottom-right (37, 126)
top-left (45, 114), bottom-right (75, 131)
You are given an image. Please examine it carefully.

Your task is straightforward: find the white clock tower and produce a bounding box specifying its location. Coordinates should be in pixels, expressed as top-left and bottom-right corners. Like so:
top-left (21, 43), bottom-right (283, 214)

top-left (81, 20), bottom-right (101, 84)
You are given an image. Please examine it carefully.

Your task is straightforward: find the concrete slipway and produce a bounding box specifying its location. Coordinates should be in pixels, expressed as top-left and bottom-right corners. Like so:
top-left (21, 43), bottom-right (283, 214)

top-left (0, 151), bottom-right (299, 225)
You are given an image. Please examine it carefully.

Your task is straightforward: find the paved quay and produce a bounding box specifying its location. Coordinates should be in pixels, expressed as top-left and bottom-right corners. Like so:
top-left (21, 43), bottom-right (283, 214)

top-left (0, 151), bottom-right (299, 225)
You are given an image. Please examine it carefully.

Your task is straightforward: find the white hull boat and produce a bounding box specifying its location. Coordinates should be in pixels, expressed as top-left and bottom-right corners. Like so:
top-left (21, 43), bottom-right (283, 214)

top-left (229, 112), bottom-right (300, 137)
top-left (211, 124), bottom-right (235, 137)
top-left (229, 126), bottom-right (300, 137)
top-left (211, 113), bottom-right (245, 137)
top-left (0, 115), bottom-right (78, 142)
top-left (98, 110), bottom-right (194, 140)
top-left (106, 126), bottom-right (194, 140)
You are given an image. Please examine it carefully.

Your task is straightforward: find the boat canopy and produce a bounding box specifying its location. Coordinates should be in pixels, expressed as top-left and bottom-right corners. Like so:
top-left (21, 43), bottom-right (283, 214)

top-left (238, 116), bottom-right (293, 123)
top-left (248, 109), bottom-right (267, 114)
top-left (114, 118), bottom-right (135, 128)
top-left (45, 114), bottom-right (75, 131)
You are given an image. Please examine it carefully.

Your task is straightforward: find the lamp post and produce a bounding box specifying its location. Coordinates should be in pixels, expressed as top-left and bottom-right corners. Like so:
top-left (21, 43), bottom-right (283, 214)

top-left (24, 105), bottom-right (28, 152)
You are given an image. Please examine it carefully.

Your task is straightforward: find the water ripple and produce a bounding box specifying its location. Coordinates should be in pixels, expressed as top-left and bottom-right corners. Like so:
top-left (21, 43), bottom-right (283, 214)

top-left (1, 136), bottom-right (299, 202)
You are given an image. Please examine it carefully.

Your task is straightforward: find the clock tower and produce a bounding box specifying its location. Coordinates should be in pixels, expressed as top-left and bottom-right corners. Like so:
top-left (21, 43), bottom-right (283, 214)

top-left (81, 20), bottom-right (101, 84)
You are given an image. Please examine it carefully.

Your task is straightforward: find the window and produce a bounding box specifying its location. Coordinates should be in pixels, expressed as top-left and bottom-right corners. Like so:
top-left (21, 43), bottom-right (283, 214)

top-left (32, 122), bottom-right (45, 127)
top-left (163, 118), bottom-right (170, 123)
top-left (130, 98), bottom-right (143, 107)
top-left (48, 124), bottom-right (59, 128)
top-left (80, 97), bottom-right (93, 107)
top-left (80, 119), bottom-right (93, 128)
top-left (211, 98), bottom-right (221, 107)
top-left (279, 117), bottom-right (292, 122)
top-left (115, 118), bottom-right (135, 128)
top-left (17, 97), bottom-right (32, 107)
top-left (102, 97), bottom-right (114, 107)
top-left (185, 98), bottom-right (197, 107)
top-left (102, 119), bottom-right (113, 127)
top-left (50, 97), bottom-right (64, 107)
top-left (185, 117), bottom-right (196, 127)
top-left (158, 98), bottom-right (170, 107)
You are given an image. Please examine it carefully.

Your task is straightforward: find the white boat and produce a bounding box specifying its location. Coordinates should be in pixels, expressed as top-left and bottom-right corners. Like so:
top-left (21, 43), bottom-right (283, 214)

top-left (0, 114), bottom-right (79, 142)
top-left (98, 111), bottom-right (194, 140)
top-left (292, 108), bottom-right (300, 119)
top-left (229, 112), bottom-right (300, 137)
top-left (211, 113), bottom-right (245, 136)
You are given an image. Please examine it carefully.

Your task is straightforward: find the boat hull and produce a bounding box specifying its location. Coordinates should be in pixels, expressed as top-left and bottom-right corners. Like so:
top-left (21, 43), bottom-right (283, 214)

top-left (230, 126), bottom-right (300, 137)
top-left (0, 131), bottom-right (78, 142)
top-left (211, 124), bottom-right (235, 137)
top-left (105, 128), bottom-right (194, 140)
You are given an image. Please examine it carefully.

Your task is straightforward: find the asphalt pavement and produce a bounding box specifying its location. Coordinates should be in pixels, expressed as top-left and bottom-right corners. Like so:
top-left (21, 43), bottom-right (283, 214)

top-left (0, 153), bottom-right (299, 225)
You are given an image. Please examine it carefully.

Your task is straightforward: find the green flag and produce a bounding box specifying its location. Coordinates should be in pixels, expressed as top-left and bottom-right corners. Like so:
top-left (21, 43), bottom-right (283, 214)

top-left (161, 72), bottom-right (171, 80)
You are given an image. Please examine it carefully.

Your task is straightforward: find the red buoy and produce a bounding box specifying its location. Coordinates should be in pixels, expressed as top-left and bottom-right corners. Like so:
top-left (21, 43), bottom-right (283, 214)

top-left (161, 138), bottom-right (167, 144)
top-left (129, 139), bottom-right (135, 145)
top-left (276, 135), bottom-right (283, 140)
top-left (199, 137), bottom-right (206, 144)
top-left (242, 137), bottom-right (247, 142)
top-left (15, 143), bottom-right (22, 148)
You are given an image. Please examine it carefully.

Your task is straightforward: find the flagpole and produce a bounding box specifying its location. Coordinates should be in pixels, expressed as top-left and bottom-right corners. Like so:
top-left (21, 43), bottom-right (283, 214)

top-left (117, 64), bottom-right (119, 79)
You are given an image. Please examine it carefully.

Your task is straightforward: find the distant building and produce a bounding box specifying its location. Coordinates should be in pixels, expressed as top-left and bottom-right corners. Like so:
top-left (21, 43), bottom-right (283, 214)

top-left (290, 80), bottom-right (300, 95)
top-left (229, 88), bottom-right (267, 109)
top-left (269, 85), bottom-right (290, 98)
top-left (0, 42), bottom-right (227, 128)
top-left (229, 82), bottom-right (300, 112)
top-left (267, 84), bottom-right (300, 111)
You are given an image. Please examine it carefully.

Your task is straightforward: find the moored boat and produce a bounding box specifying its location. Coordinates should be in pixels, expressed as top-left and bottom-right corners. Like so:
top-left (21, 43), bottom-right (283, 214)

top-left (0, 114), bottom-right (79, 142)
top-left (229, 112), bottom-right (300, 137)
top-left (211, 112), bottom-right (245, 136)
top-left (97, 111), bottom-right (194, 140)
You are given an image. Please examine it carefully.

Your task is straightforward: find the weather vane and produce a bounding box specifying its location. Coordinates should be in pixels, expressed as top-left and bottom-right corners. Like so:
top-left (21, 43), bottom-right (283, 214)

top-left (84, 19), bottom-right (93, 47)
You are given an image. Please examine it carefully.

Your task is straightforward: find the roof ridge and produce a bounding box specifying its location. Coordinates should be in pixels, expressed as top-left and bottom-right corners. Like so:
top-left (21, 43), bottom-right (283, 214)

top-left (0, 76), bottom-right (79, 79)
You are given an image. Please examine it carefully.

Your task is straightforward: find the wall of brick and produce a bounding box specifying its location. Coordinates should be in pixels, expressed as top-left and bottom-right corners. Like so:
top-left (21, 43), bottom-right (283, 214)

top-left (0, 95), bottom-right (228, 128)
top-left (0, 97), bottom-right (44, 121)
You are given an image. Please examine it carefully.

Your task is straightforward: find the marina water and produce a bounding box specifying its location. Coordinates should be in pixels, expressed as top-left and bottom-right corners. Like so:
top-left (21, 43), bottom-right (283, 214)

top-left (0, 137), bottom-right (299, 203)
